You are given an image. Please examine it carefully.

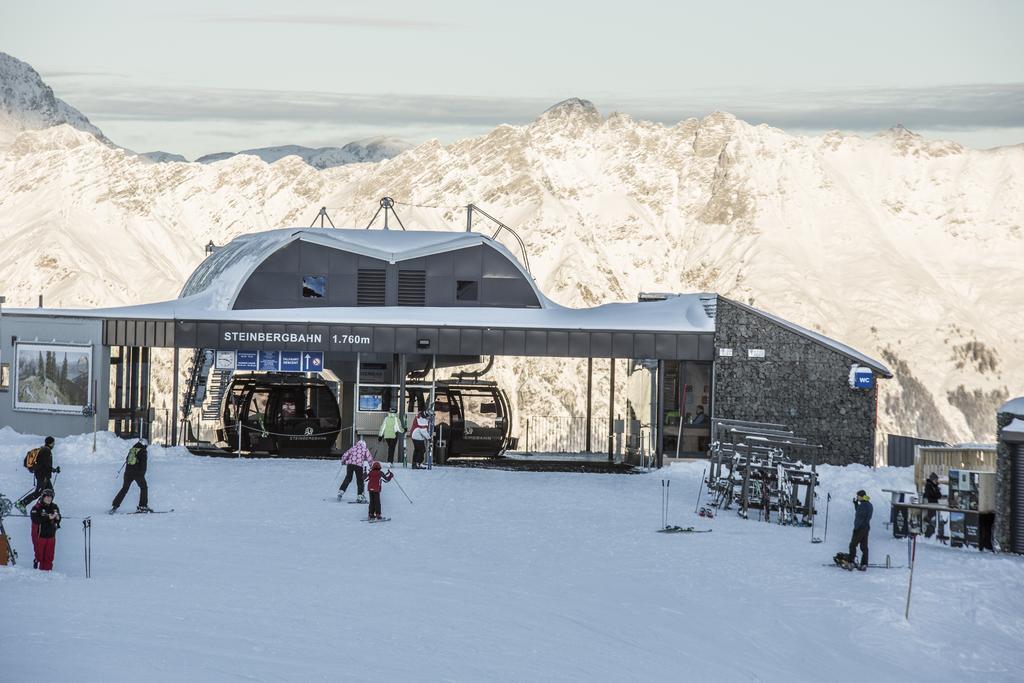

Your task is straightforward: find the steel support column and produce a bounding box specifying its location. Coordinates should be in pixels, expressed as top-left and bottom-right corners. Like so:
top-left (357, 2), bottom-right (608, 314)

top-left (171, 348), bottom-right (179, 446)
top-left (608, 358), bottom-right (615, 462)
top-left (585, 357), bottom-right (593, 453)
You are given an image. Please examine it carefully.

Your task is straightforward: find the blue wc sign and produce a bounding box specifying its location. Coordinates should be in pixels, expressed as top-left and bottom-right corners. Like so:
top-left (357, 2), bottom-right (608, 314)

top-left (849, 364), bottom-right (874, 390)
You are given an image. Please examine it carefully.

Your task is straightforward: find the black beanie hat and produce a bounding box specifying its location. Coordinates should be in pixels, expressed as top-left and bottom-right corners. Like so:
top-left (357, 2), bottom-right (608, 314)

top-left (856, 490), bottom-right (867, 498)
top-left (44, 436), bottom-right (55, 445)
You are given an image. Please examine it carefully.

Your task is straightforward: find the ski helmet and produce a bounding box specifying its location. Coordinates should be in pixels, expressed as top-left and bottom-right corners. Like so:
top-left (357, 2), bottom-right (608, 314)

top-left (139, 438), bottom-right (148, 447)
top-left (928, 472), bottom-right (939, 481)
top-left (41, 488), bottom-right (54, 499)
top-left (856, 489), bottom-right (868, 500)
top-left (372, 461), bottom-right (382, 470)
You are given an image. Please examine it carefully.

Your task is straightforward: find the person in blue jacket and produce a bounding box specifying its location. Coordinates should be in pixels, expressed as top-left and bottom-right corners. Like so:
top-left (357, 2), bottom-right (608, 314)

top-left (848, 490), bottom-right (873, 570)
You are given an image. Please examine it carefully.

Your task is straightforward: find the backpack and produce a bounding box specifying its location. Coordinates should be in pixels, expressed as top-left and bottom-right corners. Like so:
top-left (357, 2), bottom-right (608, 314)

top-left (24, 447), bottom-right (41, 471)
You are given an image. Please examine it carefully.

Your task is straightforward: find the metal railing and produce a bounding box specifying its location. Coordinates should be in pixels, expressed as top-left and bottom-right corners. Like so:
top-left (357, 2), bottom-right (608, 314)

top-left (519, 415), bottom-right (612, 454)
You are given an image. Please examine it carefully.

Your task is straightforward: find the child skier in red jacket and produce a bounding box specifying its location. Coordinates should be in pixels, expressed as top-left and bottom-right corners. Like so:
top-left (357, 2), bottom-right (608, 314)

top-left (365, 461), bottom-right (393, 521)
top-left (29, 489), bottom-right (61, 571)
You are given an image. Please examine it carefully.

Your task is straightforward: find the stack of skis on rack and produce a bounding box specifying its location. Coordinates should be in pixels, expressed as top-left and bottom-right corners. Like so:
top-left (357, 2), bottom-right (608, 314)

top-left (702, 418), bottom-right (824, 526)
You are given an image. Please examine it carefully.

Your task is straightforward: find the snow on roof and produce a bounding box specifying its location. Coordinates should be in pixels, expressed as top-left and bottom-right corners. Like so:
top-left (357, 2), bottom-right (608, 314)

top-left (998, 396), bottom-right (1024, 417)
top-left (5, 293), bottom-right (717, 335)
top-left (1002, 418), bottom-right (1024, 437)
top-left (179, 227), bottom-right (542, 311)
top-left (723, 298), bottom-right (892, 378)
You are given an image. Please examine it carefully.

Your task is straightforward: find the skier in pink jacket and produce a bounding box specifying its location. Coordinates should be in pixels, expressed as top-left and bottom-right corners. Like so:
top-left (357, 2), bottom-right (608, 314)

top-left (337, 439), bottom-right (374, 502)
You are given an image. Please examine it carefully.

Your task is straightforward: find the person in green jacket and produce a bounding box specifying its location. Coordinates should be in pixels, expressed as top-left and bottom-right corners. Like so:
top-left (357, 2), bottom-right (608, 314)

top-left (378, 408), bottom-right (405, 464)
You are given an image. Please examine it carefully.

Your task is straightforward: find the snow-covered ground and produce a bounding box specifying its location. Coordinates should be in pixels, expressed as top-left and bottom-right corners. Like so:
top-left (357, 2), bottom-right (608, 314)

top-left (1, 428), bottom-right (1022, 682)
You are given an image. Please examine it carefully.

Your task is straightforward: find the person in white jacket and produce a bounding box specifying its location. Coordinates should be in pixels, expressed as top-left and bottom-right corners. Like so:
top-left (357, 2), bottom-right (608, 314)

top-left (410, 410), bottom-right (431, 469)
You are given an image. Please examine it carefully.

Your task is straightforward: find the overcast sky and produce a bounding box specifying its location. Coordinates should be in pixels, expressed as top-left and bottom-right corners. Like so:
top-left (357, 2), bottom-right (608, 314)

top-left (2, 0), bottom-right (1022, 158)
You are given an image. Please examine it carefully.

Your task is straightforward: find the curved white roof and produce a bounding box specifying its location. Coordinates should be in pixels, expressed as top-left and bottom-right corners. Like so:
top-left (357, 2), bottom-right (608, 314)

top-left (999, 396), bottom-right (1024, 416)
top-left (180, 227), bottom-right (544, 311)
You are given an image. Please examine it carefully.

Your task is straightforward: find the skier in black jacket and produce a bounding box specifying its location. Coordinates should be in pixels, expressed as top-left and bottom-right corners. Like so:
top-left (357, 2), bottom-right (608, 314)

top-left (110, 438), bottom-right (152, 513)
top-left (847, 490), bottom-right (873, 570)
top-left (16, 436), bottom-right (59, 513)
top-left (923, 472), bottom-right (942, 537)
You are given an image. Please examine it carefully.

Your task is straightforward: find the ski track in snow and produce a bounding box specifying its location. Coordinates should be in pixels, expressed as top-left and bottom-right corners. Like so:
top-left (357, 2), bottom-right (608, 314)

top-left (1, 428), bottom-right (1023, 682)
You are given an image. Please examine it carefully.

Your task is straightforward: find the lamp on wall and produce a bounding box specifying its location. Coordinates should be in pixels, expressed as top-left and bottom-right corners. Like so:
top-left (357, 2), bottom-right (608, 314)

top-left (417, 338), bottom-right (431, 349)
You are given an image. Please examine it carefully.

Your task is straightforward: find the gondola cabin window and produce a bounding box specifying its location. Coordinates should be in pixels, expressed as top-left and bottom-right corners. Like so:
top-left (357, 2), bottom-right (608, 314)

top-left (0, 362), bottom-right (8, 391)
top-left (456, 280), bottom-right (478, 301)
top-left (302, 275), bottom-right (326, 298)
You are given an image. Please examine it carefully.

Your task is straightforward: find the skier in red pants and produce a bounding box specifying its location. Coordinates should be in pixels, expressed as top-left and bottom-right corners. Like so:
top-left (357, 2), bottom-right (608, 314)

top-left (30, 489), bottom-right (61, 571)
top-left (366, 461), bottom-right (393, 521)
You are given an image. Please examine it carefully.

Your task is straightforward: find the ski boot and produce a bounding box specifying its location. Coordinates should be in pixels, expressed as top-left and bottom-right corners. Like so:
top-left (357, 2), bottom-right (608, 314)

top-left (136, 505), bottom-right (153, 513)
top-left (108, 506), bottom-right (118, 515)
top-left (336, 490), bottom-right (345, 501)
top-left (15, 500), bottom-right (27, 515)
top-left (356, 494), bottom-right (367, 504)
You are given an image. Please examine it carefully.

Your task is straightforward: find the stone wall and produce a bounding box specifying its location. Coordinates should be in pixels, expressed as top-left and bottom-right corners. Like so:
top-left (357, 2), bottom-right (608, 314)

top-left (713, 299), bottom-right (878, 465)
top-left (994, 406), bottom-right (1024, 553)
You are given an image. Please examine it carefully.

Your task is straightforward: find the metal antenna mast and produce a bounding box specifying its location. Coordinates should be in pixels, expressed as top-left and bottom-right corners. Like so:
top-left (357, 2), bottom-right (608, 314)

top-left (309, 207), bottom-right (336, 228)
top-left (366, 197), bottom-right (406, 230)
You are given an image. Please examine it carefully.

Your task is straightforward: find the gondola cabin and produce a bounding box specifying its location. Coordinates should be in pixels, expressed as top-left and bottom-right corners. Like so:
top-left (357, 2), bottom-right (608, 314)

top-left (218, 373), bottom-right (342, 457)
top-left (407, 380), bottom-right (515, 458)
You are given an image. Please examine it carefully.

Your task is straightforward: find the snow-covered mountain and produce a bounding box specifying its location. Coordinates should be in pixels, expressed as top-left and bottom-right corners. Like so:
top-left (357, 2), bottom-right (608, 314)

top-left (194, 137), bottom-right (413, 168)
top-left (139, 150), bottom-right (188, 163)
top-left (1, 66), bottom-right (1022, 446)
top-left (0, 52), bottom-right (110, 147)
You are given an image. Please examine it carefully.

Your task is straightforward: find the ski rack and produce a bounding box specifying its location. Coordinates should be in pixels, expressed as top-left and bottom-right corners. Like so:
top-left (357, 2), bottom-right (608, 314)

top-left (701, 421), bottom-right (823, 527)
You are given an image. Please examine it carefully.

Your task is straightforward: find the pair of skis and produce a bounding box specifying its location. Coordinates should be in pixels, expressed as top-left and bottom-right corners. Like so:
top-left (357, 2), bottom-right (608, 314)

top-left (658, 479), bottom-right (712, 534)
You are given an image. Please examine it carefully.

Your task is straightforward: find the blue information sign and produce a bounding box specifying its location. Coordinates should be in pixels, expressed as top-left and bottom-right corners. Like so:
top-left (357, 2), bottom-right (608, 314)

top-left (302, 351), bottom-right (324, 373)
top-left (280, 351), bottom-right (302, 373)
top-left (236, 351), bottom-right (258, 371)
top-left (854, 370), bottom-right (874, 389)
top-left (258, 350), bottom-right (280, 372)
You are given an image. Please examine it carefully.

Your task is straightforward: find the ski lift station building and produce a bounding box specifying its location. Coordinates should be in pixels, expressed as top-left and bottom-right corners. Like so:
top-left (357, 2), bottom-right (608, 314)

top-left (0, 219), bottom-right (892, 466)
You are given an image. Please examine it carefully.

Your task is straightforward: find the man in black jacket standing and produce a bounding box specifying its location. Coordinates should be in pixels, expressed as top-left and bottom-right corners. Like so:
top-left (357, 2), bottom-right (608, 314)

top-left (16, 436), bottom-right (59, 514)
top-left (848, 490), bottom-right (873, 570)
top-left (110, 438), bottom-right (152, 514)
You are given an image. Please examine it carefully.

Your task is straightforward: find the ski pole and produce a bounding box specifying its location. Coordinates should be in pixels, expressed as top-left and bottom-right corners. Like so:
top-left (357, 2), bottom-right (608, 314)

top-left (661, 480), bottom-right (666, 528)
top-left (905, 535), bottom-right (917, 620)
top-left (666, 480), bottom-right (671, 527)
top-left (389, 471), bottom-right (413, 504)
top-left (823, 492), bottom-right (831, 543)
top-left (694, 467), bottom-right (706, 514)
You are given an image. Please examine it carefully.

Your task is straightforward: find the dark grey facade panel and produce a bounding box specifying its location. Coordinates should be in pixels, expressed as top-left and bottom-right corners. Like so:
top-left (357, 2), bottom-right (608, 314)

top-left (612, 333), bottom-right (633, 358)
top-left (416, 328), bottom-right (439, 352)
top-left (127, 318), bottom-right (702, 360)
top-left (591, 333), bottom-right (611, 357)
top-left (438, 328), bottom-right (461, 354)
top-left (568, 332), bottom-right (590, 357)
top-left (299, 241), bottom-right (329, 273)
top-left (327, 248), bottom-right (357, 272)
top-left (460, 328), bottom-right (482, 355)
top-left (452, 245), bottom-right (483, 277)
top-left (372, 327), bottom-right (395, 353)
top-left (482, 244), bottom-right (524, 278)
top-left (504, 330), bottom-right (526, 355)
top-left (481, 329), bottom-right (504, 355)
top-left (197, 322), bottom-right (220, 348)
top-left (395, 327), bottom-right (418, 353)
top-left (677, 335), bottom-right (698, 359)
top-left (655, 334), bottom-right (676, 358)
top-left (698, 334), bottom-right (715, 360)
top-left (525, 330), bottom-right (547, 355)
top-left (547, 331), bottom-right (569, 357)
top-left (176, 321), bottom-right (196, 348)
top-left (634, 333), bottom-right (655, 358)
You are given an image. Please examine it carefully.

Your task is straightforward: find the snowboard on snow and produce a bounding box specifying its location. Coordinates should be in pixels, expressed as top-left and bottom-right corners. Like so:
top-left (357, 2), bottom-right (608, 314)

top-left (364, 517), bottom-right (392, 523)
top-left (657, 526), bottom-right (712, 534)
top-left (829, 552), bottom-right (902, 570)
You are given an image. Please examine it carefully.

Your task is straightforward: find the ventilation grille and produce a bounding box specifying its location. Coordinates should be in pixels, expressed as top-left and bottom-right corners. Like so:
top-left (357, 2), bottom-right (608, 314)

top-left (357, 269), bottom-right (386, 306)
top-left (397, 270), bottom-right (426, 306)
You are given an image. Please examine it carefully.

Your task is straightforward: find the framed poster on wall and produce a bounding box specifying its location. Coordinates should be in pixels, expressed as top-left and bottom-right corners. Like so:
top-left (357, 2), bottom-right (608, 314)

top-left (14, 343), bottom-right (92, 413)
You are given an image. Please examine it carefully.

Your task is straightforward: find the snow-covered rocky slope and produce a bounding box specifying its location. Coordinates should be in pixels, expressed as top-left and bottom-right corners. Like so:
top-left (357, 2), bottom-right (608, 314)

top-left (0, 52), bottom-right (109, 147)
top-left (1, 61), bottom-right (1022, 445)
